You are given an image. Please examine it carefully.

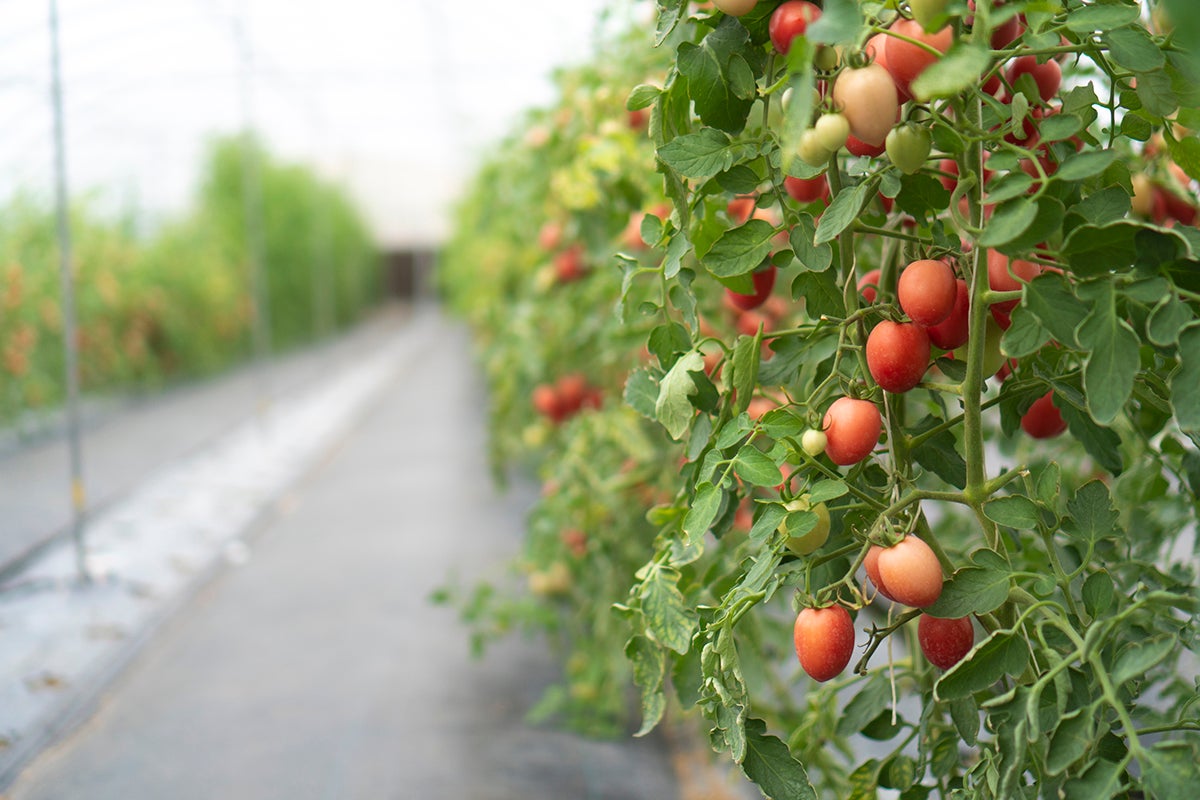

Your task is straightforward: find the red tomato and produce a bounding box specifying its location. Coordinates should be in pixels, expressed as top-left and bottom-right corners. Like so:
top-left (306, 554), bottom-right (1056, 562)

top-left (784, 174), bottom-right (830, 204)
top-left (876, 536), bottom-right (943, 608)
top-left (822, 397), bottom-right (882, 465)
top-left (898, 259), bottom-right (957, 326)
top-left (532, 383), bottom-right (564, 423)
top-left (967, 1), bottom-right (1023, 49)
top-left (987, 250), bottom-right (1041, 312)
top-left (727, 195), bottom-right (757, 224)
top-left (858, 268), bottom-right (882, 304)
top-left (538, 221), bottom-right (563, 251)
top-left (866, 320), bottom-right (932, 393)
top-left (884, 19), bottom-right (953, 99)
top-left (736, 309), bottom-right (771, 338)
top-left (1021, 391), bottom-right (1068, 438)
top-left (865, 32), bottom-right (910, 102)
top-left (793, 605), bottom-right (855, 682)
top-left (926, 278), bottom-right (970, 350)
top-left (769, 1), bottom-right (821, 55)
top-left (1006, 55), bottom-right (1062, 103)
top-left (846, 134), bottom-right (887, 157)
top-left (554, 244), bottom-right (587, 283)
top-left (557, 373), bottom-right (588, 414)
top-left (832, 63), bottom-right (900, 147)
top-left (918, 614), bottom-right (974, 670)
top-left (726, 265), bottom-right (777, 311)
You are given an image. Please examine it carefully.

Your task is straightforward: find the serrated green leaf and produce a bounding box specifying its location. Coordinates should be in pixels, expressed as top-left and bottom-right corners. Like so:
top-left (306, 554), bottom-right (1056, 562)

top-left (735, 445), bottom-right (782, 487)
top-left (949, 696), bottom-right (980, 746)
top-left (1082, 570), bottom-right (1115, 620)
top-left (1057, 150), bottom-right (1119, 183)
top-left (935, 631), bottom-right (1029, 701)
top-left (815, 180), bottom-right (874, 244)
top-left (677, 21), bottom-right (759, 133)
top-left (790, 219), bottom-right (834, 272)
top-left (1002, 304), bottom-right (1052, 359)
top-left (1035, 462), bottom-right (1061, 508)
top-left (912, 42), bottom-right (990, 102)
top-left (1062, 758), bottom-right (1123, 800)
top-left (912, 425), bottom-right (968, 489)
top-left (792, 269), bottom-right (843, 320)
top-left (1065, 5), bottom-right (1140, 33)
top-left (1076, 284), bottom-right (1139, 425)
top-left (1060, 403), bottom-right (1125, 475)
top-left (1148, 294), bottom-right (1194, 346)
top-left (640, 565), bottom-right (696, 655)
top-left (658, 128), bottom-right (758, 180)
top-left (732, 333), bottom-right (761, 414)
top-left (1046, 709), bottom-right (1095, 776)
top-left (625, 368), bottom-right (661, 419)
top-left (807, 479), bottom-right (849, 505)
top-left (986, 172), bottom-right (1035, 205)
top-left (979, 197), bottom-right (1037, 247)
top-left (656, 350), bottom-right (704, 439)
top-left (1173, 323), bottom-right (1200, 430)
top-left (749, 502), bottom-right (788, 542)
top-left (1112, 636), bottom-right (1175, 685)
top-left (1143, 741), bottom-right (1200, 800)
top-left (1039, 113), bottom-right (1084, 143)
top-left (702, 219), bottom-right (777, 278)
top-left (1105, 26), bottom-right (1165, 73)
top-left (741, 718), bottom-right (818, 799)
top-left (627, 83), bottom-right (662, 111)
top-left (1062, 480), bottom-right (1120, 548)
top-left (926, 563), bottom-right (1010, 619)
top-left (683, 482), bottom-right (723, 543)
top-left (984, 495), bottom-right (1042, 530)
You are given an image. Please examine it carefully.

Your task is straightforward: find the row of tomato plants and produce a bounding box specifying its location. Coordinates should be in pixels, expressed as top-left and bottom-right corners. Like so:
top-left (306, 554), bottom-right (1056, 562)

top-left (0, 135), bottom-right (378, 425)
top-left (439, 2), bottom-right (1200, 797)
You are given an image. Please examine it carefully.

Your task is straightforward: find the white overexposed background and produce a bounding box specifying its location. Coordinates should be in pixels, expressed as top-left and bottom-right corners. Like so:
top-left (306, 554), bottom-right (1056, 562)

top-left (0, 0), bottom-right (651, 248)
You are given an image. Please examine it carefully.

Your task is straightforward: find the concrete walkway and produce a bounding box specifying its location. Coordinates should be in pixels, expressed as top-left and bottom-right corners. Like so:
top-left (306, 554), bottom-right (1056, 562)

top-left (4, 308), bottom-right (680, 799)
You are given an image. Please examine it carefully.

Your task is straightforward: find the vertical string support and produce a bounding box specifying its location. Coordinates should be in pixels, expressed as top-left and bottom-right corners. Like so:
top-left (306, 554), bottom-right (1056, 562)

top-left (48, 0), bottom-right (89, 583)
top-left (233, 12), bottom-right (272, 415)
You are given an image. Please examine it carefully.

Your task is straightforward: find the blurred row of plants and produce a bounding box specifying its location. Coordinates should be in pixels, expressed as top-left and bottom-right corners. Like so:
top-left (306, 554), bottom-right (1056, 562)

top-left (0, 135), bottom-right (379, 424)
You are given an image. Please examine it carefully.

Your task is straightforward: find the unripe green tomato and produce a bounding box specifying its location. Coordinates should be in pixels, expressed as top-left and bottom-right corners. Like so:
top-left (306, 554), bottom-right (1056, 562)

top-left (885, 123), bottom-right (932, 175)
top-left (813, 44), bottom-right (840, 72)
top-left (781, 496), bottom-right (831, 555)
top-left (713, 0), bottom-right (758, 16)
top-left (801, 428), bottom-right (827, 457)
top-left (813, 113), bottom-right (850, 153)
top-left (798, 130), bottom-right (832, 167)
top-left (909, 0), bottom-right (949, 30)
top-left (953, 315), bottom-right (1006, 378)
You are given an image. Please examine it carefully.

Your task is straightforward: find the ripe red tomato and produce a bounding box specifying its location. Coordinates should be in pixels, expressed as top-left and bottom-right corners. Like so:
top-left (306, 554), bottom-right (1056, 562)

top-left (1021, 390), bottom-right (1068, 438)
top-left (918, 614), bottom-right (974, 670)
top-left (967, 1), bottom-right (1023, 49)
top-left (713, 0), bottom-right (758, 15)
top-left (846, 134), bottom-right (887, 158)
top-left (727, 195), bottom-right (757, 224)
top-left (793, 605), bottom-right (855, 682)
top-left (858, 268), bottom-right (882, 304)
top-left (532, 383), bottom-right (564, 422)
top-left (538, 221), bottom-right (563, 251)
top-left (987, 250), bottom-right (1041, 312)
top-left (898, 259), bottom-right (957, 326)
top-left (769, 1), bottom-right (821, 55)
top-left (736, 309), bottom-right (770, 337)
top-left (865, 32), bottom-right (910, 103)
top-left (884, 19), bottom-right (953, 98)
top-left (832, 63), bottom-right (900, 147)
top-left (875, 535), bottom-right (943, 608)
top-left (726, 265), bottom-right (777, 311)
top-left (866, 320), bottom-right (931, 393)
top-left (822, 397), bottom-right (882, 466)
top-left (1006, 56), bottom-right (1062, 103)
top-left (926, 278), bottom-right (970, 350)
top-left (784, 174), bottom-right (830, 204)
top-left (554, 244), bottom-right (587, 283)
top-left (557, 373), bottom-right (588, 414)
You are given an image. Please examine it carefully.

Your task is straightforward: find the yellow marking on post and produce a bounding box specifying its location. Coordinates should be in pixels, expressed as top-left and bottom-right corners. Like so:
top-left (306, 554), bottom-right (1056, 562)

top-left (71, 479), bottom-right (86, 511)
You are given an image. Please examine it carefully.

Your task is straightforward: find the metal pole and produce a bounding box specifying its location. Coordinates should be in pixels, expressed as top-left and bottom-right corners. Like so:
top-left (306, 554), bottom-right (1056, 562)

top-left (48, 0), bottom-right (89, 583)
top-left (233, 13), bottom-right (272, 413)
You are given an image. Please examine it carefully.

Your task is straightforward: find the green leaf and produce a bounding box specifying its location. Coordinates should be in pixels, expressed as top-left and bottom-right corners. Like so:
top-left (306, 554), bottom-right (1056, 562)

top-left (998, 197), bottom-right (1065, 256)
top-left (1143, 741), bottom-right (1200, 800)
top-left (741, 718), bottom-right (818, 800)
top-left (649, 321), bottom-right (692, 367)
top-left (656, 350), bottom-right (704, 439)
top-left (979, 197), bottom-right (1037, 248)
top-left (912, 425), bottom-right (967, 489)
top-left (926, 559), bottom-right (1010, 619)
top-left (836, 675), bottom-right (890, 737)
top-left (1056, 150), bottom-right (1119, 183)
top-left (1172, 323), bottom-right (1200, 431)
top-left (807, 479), bottom-right (849, 505)
top-left (1112, 636), bottom-right (1175, 685)
top-left (985, 172), bottom-right (1034, 206)
top-left (625, 368), bottom-right (661, 420)
top-left (984, 495), bottom-right (1041, 530)
top-left (815, 180), bottom-right (873, 244)
top-left (911, 42), bottom-right (990, 102)
top-left (658, 128), bottom-right (759, 180)
top-left (1136, 67), bottom-right (1179, 119)
top-left (749, 502), bottom-right (788, 543)
top-left (627, 83), bottom-right (662, 111)
top-left (735, 445), bottom-right (782, 487)
top-left (935, 631), bottom-right (1030, 701)
top-left (1060, 403), bottom-right (1125, 476)
top-left (790, 218), bottom-right (834, 272)
top-left (1002, 304), bottom-right (1051, 359)
top-left (1066, 187), bottom-right (1132, 232)
top-left (949, 696), bottom-right (980, 746)
top-left (626, 635), bottom-right (666, 736)
top-left (1035, 462), bottom-right (1061, 508)
top-left (654, 0), bottom-right (685, 45)
top-left (1065, 5), bottom-right (1140, 33)
top-left (1039, 113), bottom-right (1084, 143)
top-left (731, 333), bottom-right (760, 415)
top-left (677, 21), bottom-right (759, 134)
top-left (1168, 134), bottom-right (1200, 182)
top-left (683, 482), bottom-right (723, 542)
top-left (1062, 480), bottom-right (1120, 548)
top-left (1147, 294), bottom-right (1194, 346)
top-left (896, 173), bottom-right (951, 221)
top-left (1062, 221), bottom-right (1139, 275)
top-left (640, 565), bottom-right (696, 655)
top-left (702, 219), bottom-right (777, 278)
top-left (805, 0), bottom-right (861, 45)
top-left (1105, 26), bottom-right (1166, 73)
top-left (793, 269), bottom-right (843, 320)
top-left (1046, 709), bottom-right (1095, 776)
top-left (1076, 283), bottom-right (1139, 425)
top-left (1082, 571), bottom-right (1115, 620)
top-left (1062, 758), bottom-right (1123, 800)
